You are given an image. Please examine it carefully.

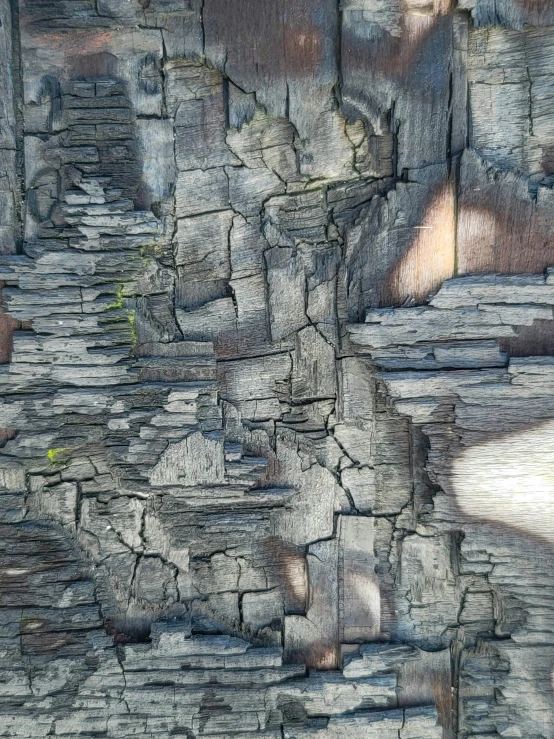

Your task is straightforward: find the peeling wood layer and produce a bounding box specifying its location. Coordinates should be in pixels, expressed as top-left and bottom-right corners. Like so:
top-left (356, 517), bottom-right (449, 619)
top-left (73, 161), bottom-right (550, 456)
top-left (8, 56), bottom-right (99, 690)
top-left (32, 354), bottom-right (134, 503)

top-left (1, 1), bottom-right (554, 738)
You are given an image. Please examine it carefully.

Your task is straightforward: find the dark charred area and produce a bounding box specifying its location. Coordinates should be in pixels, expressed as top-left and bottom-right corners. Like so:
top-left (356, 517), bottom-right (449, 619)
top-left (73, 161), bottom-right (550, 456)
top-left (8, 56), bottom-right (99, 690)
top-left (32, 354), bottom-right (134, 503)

top-left (0, 1), bottom-right (554, 738)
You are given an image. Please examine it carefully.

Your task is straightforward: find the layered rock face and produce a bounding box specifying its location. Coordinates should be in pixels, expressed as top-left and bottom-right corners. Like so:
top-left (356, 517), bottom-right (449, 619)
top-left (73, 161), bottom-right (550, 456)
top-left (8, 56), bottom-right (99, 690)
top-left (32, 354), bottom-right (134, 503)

top-left (2, 1), bottom-right (554, 737)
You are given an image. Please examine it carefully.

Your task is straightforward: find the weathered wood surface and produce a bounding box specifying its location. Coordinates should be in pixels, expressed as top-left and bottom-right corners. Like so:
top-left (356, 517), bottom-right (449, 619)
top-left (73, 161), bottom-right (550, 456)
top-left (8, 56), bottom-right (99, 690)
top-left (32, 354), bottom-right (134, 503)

top-left (1, 1), bottom-right (554, 737)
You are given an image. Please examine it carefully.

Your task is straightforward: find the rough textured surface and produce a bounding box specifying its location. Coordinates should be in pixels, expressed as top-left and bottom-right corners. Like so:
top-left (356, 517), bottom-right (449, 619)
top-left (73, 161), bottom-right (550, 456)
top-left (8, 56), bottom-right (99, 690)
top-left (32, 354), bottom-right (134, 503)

top-left (1, 1), bottom-right (554, 737)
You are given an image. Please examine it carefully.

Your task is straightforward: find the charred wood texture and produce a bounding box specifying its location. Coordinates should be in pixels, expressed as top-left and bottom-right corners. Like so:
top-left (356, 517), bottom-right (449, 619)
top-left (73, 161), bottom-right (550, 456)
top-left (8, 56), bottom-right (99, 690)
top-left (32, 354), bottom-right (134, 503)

top-left (1, 0), bottom-right (554, 737)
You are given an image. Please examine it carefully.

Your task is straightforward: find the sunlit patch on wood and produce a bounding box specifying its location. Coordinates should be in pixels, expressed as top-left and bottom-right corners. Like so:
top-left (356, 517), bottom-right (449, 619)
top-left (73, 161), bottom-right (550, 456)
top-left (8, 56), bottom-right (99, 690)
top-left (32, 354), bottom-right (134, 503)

top-left (385, 178), bottom-right (456, 305)
top-left (457, 151), bottom-right (554, 275)
top-left (451, 419), bottom-right (554, 547)
top-left (457, 204), bottom-right (499, 275)
top-left (457, 200), bottom-right (554, 274)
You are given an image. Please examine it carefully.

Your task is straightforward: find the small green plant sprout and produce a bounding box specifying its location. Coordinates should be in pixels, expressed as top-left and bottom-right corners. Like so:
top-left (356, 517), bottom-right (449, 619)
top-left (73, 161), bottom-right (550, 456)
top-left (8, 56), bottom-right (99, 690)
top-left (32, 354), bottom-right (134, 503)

top-left (106, 283), bottom-right (125, 311)
top-left (139, 244), bottom-right (156, 263)
top-left (47, 448), bottom-right (70, 464)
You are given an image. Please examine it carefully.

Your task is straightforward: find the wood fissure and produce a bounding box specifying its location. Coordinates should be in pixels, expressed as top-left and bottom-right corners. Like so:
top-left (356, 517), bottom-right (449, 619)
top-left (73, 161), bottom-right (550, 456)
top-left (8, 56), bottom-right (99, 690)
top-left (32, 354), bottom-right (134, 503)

top-left (0, 1), bottom-right (554, 738)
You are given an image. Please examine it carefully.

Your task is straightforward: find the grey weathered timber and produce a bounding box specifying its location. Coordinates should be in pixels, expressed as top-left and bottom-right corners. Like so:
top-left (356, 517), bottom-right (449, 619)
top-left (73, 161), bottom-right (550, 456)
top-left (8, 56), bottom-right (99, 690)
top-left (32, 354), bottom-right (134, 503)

top-left (1, 1), bottom-right (554, 738)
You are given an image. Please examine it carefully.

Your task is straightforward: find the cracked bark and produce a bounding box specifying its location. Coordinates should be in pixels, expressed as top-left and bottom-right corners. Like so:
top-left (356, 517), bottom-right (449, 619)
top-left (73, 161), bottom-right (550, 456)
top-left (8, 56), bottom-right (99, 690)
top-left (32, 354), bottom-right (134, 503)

top-left (1, 1), bottom-right (554, 737)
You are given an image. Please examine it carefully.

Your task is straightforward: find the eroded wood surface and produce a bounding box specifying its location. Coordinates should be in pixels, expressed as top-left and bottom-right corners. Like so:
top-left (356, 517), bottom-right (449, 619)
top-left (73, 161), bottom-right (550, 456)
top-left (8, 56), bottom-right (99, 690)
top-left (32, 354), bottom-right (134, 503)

top-left (1, 1), bottom-right (554, 737)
